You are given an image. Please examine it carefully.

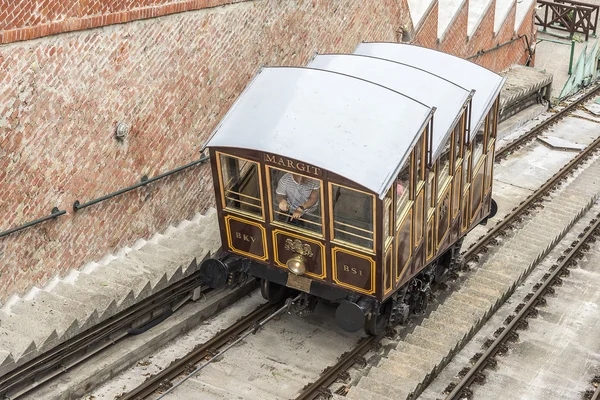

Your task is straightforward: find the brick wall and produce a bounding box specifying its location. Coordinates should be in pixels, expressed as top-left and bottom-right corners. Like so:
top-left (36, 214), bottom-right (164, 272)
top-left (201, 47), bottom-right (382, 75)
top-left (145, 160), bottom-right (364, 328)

top-left (0, 0), bottom-right (247, 44)
top-left (467, 1), bottom-right (536, 71)
top-left (516, 3), bottom-right (537, 66)
top-left (467, 0), bottom-right (496, 57)
top-left (413, 1), bottom-right (438, 48)
top-left (0, 0), bottom-right (537, 301)
top-left (411, 0), bottom-right (535, 72)
top-left (0, 0), bottom-right (408, 300)
top-left (438, 0), bottom-right (468, 56)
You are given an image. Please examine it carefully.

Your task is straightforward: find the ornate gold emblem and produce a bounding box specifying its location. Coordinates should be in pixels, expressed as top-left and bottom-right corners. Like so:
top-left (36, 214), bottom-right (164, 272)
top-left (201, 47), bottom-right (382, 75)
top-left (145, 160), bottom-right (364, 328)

top-left (284, 238), bottom-right (313, 257)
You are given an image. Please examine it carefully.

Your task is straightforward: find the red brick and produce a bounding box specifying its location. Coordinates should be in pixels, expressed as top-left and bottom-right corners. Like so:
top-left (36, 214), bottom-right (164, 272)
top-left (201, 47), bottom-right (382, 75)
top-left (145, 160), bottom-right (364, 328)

top-left (0, 0), bottom-right (536, 300)
top-left (414, 1), bottom-right (439, 49)
top-left (0, 0), bottom-right (410, 300)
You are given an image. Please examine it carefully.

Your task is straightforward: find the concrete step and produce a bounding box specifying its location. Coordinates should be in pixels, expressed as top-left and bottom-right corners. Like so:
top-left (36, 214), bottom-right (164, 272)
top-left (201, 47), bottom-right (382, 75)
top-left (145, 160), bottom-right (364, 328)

top-left (123, 250), bottom-right (185, 291)
top-left (408, 0), bottom-right (437, 31)
top-left (438, 0), bottom-right (466, 39)
top-left (346, 384), bottom-right (402, 400)
top-left (515, 0), bottom-right (534, 31)
top-left (48, 280), bottom-right (114, 327)
top-left (468, 0), bottom-right (493, 37)
top-left (420, 318), bottom-right (470, 343)
top-left (495, 0), bottom-right (516, 34)
top-left (0, 314), bottom-right (45, 366)
top-left (355, 374), bottom-right (413, 399)
top-left (388, 350), bottom-right (440, 372)
top-left (0, 208), bottom-right (220, 377)
top-left (9, 298), bottom-right (77, 343)
top-left (0, 350), bottom-right (15, 377)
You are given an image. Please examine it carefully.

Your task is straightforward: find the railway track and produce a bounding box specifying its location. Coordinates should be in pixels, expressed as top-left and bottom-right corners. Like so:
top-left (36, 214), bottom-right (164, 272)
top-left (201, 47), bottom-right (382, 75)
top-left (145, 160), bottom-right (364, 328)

top-left (112, 293), bottom-right (364, 400)
top-left (496, 84), bottom-right (600, 160)
top-left (0, 272), bottom-right (213, 399)
top-left (589, 376), bottom-right (600, 400)
top-left (444, 211), bottom-right (600, 400)
top-left (118, 299), bottom-right (284, 400)
top-left (293, 95), bottom-right (600, 399)
top-left (102, 97), bottom-right (600, 400)
top-left (13, 86), bottom-right (600, 399)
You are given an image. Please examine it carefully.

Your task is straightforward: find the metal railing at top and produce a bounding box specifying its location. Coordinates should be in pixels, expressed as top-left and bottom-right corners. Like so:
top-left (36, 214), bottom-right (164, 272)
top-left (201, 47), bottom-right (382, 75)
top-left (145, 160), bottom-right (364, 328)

top-left (536, 0), bottom-right (599, 41)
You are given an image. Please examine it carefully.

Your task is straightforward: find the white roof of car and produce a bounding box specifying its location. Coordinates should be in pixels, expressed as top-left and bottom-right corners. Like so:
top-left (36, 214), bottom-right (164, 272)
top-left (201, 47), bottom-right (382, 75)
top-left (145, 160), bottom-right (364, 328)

top-left (205, 46), bottom-right (505, 198)
top-left (204, 67), bottom-right (433, 198)
top-left (309, 53), bottom-right (472, 159)
top-left (354, 42), bottom-right (505, 138)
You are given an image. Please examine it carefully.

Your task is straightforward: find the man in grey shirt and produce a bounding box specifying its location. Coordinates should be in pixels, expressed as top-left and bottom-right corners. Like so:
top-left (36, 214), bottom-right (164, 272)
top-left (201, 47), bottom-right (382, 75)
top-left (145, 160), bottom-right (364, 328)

top-left (276, 173), bottom-right (320, 224)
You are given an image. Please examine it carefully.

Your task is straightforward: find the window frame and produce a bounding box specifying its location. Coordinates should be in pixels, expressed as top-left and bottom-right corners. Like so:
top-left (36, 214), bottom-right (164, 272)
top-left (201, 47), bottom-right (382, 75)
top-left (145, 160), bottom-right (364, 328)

top-left (328, 182), bottom-right (376, 253)
top-left (471, 119), bottom-right (487, 178)
top-left (452, 115), bottom-right (465, 173)
top-left (395, 154), bottom-right (413, 229)
top-left (216, 151), bottom-right (265, 221)
top-left (384, 186), bottom-right (394, 248)
top-left (266, 165), bottom-right (325, 238)
top-left (437, 141), bottom-right (452, 199)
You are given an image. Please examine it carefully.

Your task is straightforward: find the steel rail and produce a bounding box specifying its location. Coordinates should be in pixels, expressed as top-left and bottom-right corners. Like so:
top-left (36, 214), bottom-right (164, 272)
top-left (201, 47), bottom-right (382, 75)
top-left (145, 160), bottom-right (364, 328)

top-left (0, 271), bottom-right (206, 398)
top-left (593, 379), bottom-right (600, 400)
top-left (0, 208), bottom-right (66, 239)
top-left (465, 133), bottom-right (600, 261)
top-left (156, 295), bottom-right (301, 399)
top-left (496, 83), bottom-right (600, 160)
top-left (295, 335), bottom-right (380, 400)
top-left (446, 215), bottom-right (600, 400)
top-left (118, 300), bottom-right (283, 400)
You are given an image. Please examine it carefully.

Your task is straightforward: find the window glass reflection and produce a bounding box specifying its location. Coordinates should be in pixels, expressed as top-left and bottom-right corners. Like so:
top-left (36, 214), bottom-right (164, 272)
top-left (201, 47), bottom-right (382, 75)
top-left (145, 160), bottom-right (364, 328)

top-left (331, 184), bottom-right (374, 249)
top-left (396, 158), bottom-right (410, 220)
top-left (219, 154), bottom-right (262, 217)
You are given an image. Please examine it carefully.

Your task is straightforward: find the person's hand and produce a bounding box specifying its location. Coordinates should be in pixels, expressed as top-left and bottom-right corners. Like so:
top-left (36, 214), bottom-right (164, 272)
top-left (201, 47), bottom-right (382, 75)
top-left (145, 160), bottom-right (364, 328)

top-left (278, 199), bottom-right (289, 212)
top-left (291, 208), bottom-right (303, 220)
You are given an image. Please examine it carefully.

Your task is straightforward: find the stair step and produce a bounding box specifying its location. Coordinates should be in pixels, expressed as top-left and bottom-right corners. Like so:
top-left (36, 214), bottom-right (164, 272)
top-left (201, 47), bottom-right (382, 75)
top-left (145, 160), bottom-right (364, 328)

top-left (0, 350), bottom-right (15, 376)
top-left (356, 374), bottom-right (413, 399)
top-left (68, 273), bottom-right (132, 312)
top-left (10, 298), bottom-right (75, 340)
top-left (138, 241), bottom-right (195, 272)
top-left (0, 313), bottom-right (49, 359)
top-left (349, 380), bottom-right (407, 400)
top-left (28, 291), bottom-right (89, 341)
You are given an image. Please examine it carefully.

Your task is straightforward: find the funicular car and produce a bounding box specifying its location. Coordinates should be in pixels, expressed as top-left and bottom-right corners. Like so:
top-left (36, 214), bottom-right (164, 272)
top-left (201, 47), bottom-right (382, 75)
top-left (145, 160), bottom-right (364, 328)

top-left (199, 43), bottom-right (505, 335)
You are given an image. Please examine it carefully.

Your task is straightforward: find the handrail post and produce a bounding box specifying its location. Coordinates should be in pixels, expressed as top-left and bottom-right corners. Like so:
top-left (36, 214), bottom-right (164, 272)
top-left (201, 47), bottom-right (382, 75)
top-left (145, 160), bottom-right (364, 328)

top-left (590, 6), bottom-right (600, 37)
top-left (569, 39), bottom-right (576, 75)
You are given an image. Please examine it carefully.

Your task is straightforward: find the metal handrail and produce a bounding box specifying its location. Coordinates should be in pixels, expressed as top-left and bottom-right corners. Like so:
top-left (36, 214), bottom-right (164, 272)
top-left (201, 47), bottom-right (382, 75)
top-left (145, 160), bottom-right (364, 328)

top-left (73, 155), bottom-right (210, 211)
top-left (0, 208), bottom-right (66, 239)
